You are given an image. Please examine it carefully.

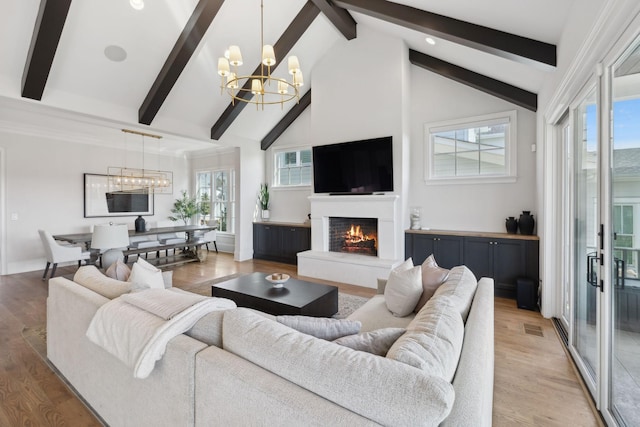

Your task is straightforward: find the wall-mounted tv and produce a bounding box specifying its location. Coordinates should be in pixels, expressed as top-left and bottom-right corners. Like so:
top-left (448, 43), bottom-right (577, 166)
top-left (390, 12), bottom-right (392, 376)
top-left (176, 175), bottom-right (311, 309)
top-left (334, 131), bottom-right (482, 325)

top-left (106, 192), bottom-right (150, 213)
top-left (312, 136), bottom-right (393, 195)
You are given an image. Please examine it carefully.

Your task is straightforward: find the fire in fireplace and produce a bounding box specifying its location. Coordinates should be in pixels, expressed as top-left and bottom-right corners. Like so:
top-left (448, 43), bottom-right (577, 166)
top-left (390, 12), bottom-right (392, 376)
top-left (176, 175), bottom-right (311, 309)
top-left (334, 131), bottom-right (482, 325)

top-left (329, 217), bottom-right (378, 256)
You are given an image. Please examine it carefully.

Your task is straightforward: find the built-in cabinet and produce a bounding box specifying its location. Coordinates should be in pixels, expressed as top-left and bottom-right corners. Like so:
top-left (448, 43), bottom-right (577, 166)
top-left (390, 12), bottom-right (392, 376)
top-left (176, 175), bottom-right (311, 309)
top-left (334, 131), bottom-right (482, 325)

top-left (404, 233), bottom-right (463, 268)
top-left (406, 230), bottom-right (539, 298)
top-left (253, 222), bottom-right (311, 265)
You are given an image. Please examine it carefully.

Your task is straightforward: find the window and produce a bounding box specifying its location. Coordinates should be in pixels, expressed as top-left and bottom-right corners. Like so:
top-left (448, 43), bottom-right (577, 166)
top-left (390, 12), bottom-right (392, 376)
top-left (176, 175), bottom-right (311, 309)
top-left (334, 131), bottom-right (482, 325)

top-left (273, 148), bottom-right (312, 187)
top-left (613, 203), bottom-right (636, 279)
top-left (196, 169), bottom-right (235, 233)
top-left (424, 111), bottom-right (517, 184)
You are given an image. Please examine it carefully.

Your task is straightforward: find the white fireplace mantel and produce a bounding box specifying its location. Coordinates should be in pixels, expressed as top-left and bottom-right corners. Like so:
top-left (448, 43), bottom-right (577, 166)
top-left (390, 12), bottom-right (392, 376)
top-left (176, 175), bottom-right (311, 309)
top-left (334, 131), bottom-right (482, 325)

top-left (298, 194), bottom-right (402, 288)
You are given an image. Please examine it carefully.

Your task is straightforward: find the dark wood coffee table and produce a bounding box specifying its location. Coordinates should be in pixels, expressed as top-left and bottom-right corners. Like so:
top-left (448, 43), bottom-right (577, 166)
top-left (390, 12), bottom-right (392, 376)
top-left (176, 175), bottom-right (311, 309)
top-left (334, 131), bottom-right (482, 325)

top-left (211, 272), bottom-right (338, 317)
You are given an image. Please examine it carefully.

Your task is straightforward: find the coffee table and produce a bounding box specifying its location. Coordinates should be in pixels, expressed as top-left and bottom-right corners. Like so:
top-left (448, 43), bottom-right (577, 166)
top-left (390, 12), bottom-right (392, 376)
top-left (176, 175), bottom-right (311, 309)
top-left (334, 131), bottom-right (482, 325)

top-left (211, 272), bottom-right (338, 317)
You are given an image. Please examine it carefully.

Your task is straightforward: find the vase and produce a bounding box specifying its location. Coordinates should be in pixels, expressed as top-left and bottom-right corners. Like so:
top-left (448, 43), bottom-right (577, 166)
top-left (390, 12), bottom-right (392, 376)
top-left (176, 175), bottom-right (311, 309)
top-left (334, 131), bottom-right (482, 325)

top-left (261, 209), bottom-right (270, 221)
top-left (518, 211), bottom-right (535, 235)
top-left (505, 217), bottom-right (518, 234)
top-left (135, 215), bottom-right (146, 232)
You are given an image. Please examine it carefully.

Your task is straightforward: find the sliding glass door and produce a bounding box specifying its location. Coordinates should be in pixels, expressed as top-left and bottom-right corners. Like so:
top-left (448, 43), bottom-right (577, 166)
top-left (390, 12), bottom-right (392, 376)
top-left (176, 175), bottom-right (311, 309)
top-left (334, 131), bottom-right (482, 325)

top-left (607, 36), bottom-right (640, 427)
top-left (570, 86), bottom-right (600, 394)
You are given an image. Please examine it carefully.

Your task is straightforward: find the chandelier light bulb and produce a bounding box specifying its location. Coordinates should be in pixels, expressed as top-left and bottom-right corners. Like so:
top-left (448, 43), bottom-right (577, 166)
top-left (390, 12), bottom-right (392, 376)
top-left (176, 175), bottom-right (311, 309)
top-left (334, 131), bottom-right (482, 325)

top-left (277, 80), bottom-right (289, 94)
top-left (288, 56), bottom-right (301, 75)
top-left (227, 72), bottom-right (238, 89)
top-left (251, 79), bottom-right (263, 95)
top-left (228, 46), bottom-right (243, 66)
top-left (217, 58), bottom-right (230, 76)
top-left (293, 72), bottom-right (304, 87)
top-left (262, 45), bottom-right (276, 66)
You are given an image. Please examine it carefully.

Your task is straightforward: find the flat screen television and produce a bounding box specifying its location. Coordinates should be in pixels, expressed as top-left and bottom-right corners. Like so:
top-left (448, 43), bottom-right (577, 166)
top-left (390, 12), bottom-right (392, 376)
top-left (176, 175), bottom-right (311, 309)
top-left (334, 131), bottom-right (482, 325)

top-left (106, 192), bottom-right (150, 213)
top-left (312, 136), bottom-right (393, 194)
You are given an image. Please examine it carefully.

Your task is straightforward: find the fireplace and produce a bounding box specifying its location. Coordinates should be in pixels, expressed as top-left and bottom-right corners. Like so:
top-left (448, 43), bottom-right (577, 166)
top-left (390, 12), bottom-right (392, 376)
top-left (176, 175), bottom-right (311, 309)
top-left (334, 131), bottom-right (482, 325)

top-left (329, 217), bottom-right (378, 256)
top-left (297, 194), bottom-right (401, 289)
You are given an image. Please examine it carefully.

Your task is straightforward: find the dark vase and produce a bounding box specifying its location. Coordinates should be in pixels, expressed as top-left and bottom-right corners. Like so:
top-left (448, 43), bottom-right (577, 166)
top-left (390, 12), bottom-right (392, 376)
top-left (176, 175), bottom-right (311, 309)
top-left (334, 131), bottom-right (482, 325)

top-left (518, 211), bottom-right (535, 235)
top-left (135, 215), bottom-right (146, 232)
top-left (505, 217), bottom-right (518, 234)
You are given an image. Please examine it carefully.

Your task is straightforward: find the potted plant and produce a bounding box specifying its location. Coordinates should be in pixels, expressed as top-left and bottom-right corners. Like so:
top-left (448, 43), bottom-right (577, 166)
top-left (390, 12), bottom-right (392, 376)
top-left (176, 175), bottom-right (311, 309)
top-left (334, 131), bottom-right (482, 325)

top-left (258, 183), bottom-right (270, 221)
top-left (199, 192), bottom-right (210, 225)
top-left (169, 190), bottom-right (200, 225)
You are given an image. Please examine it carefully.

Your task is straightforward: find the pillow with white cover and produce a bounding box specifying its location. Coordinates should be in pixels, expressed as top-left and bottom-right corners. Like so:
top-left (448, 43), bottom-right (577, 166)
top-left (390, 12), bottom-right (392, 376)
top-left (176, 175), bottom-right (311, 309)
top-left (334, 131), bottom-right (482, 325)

top-left (384, 258), bottom-right (423, 317)
top-left (414, 255), bottom-right (450, 312)
top-left (127, 257), bottom-right (165, 290)
top-left (105, 258), bottom-right (131, 281)
top-left (386, 296), bottom-right (464, 381)
top-left (333, 327), bottom-right (406, 356)
top-left (276, 316), bottom-right (361, 340)
top-left (73, 265), bottom-right (132, 299)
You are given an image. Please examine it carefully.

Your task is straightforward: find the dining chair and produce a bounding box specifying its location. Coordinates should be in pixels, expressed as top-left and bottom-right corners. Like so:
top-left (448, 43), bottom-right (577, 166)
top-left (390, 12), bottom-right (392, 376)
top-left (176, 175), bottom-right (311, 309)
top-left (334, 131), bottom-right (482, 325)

top-left (39, 229), bottom-right (91, 280)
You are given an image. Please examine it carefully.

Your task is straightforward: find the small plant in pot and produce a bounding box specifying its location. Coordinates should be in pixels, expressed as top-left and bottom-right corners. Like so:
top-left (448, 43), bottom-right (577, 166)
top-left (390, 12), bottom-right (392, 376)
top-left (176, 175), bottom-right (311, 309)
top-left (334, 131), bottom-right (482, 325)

top-left (258, 183), bottom-right (270, 221)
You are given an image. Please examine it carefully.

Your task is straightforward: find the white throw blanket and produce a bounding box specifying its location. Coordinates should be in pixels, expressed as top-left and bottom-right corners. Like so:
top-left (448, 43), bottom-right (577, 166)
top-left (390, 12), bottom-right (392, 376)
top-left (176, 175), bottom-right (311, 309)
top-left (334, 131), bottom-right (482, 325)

top-left (86, 288), bottom-right (236, 378)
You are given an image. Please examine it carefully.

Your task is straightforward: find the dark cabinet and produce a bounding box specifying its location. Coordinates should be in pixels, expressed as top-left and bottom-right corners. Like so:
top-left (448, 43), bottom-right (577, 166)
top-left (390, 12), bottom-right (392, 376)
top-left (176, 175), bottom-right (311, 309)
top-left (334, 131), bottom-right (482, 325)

top-left (405, 233), bottom-right (463, 268)
top-left (464, 237), bottom-right (535, 298)
top-left (253, 223), bottom-right (311, 264)
top-left (405, 230), bottom-right (539, 299)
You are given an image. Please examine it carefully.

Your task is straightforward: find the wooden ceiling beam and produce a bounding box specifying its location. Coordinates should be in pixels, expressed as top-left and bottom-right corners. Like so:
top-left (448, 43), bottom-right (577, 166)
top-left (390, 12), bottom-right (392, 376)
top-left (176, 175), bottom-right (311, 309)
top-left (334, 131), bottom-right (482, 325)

top-left (21, 0), bottom-right (73, 101)
top-left (138, 0), bottom-right (225, 125)
top-left (310, 0), bottom-right (356, 40)
top-left (409, 49), bottom-right (537, 112)
top-left (211, 1), bottom-right (320, 141)
top-left (334, 0), bottom-right (556, 70)
top-left (261, 89), bottom-right (311, 150)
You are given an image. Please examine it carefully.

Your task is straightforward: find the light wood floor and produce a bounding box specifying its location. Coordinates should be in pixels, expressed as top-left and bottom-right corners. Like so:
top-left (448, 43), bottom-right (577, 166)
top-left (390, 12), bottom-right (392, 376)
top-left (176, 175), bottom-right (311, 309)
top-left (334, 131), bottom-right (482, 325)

top-left (0, 253), bottom-right (602, 426)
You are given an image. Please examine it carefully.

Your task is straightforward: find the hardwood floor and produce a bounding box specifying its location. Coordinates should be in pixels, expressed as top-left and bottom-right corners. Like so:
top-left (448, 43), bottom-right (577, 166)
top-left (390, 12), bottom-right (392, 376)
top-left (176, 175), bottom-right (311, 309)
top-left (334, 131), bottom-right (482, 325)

top-left (0, 253), bottom-right (601, 426)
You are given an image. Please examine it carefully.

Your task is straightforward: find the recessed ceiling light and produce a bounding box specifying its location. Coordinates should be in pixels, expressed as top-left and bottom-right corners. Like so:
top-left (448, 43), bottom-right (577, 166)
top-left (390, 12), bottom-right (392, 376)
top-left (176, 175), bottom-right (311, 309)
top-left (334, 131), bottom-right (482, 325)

top-left (130, 0), bottom-right (144, 10)
top-left (425, 37), bottom-right (436, 45)
top-left (104, 45), bottom-right (127, 62)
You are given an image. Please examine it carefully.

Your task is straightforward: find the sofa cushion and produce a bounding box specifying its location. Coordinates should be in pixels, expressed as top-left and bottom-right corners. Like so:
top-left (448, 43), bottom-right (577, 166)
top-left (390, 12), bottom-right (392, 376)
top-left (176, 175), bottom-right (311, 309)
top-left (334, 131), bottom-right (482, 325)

top-left (185, 310), bottom-right (226, 347)
top-left (333, 327), bottom-right (406, 356)
top-left (276, 316), bottom-right (361, 340)
top-left (105, 258), bottom-right (131, 281)
top-left (432, 265), bottom-right (478, 322)
top-left (73, 265), bottom-right (132, 299)
top-left (386, 297), bottom-right (464, 382)
top-left (347, 294), bottom-right (415, 332)
top-left (384, 260), bottom-right (423, 317)
top-left (128, 258), bottom-right (165, 290)
top-left (223, 308), bottom-right (455, 426)
top-left (415, 255), bottom-right (449, 312)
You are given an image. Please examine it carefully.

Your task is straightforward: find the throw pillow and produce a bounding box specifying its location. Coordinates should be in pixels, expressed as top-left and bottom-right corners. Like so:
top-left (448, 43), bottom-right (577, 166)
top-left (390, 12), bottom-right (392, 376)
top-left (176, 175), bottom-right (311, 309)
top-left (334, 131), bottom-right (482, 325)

top-left (333, 327), bottom-right (406, 356)
top-left (105, 258), bottom-right (131, 281)
top-left (73, 265), bottom-right (132, 299)
top-left (276, 316), bottom-right (362, 340)
top-left (384, 262), bottom-right (423, 317)
top-left (414, 255), bottom-right (450, 312)
top-left (128, 258), bottom-right (164, 290)
top-left (386, 297), bottom-right (464, 381)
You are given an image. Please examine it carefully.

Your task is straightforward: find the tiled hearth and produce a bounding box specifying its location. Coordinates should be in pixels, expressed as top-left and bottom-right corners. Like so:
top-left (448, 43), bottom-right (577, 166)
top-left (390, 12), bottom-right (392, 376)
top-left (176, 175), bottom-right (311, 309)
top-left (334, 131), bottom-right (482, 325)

top-left (297, 195), bottom-right (401, 288)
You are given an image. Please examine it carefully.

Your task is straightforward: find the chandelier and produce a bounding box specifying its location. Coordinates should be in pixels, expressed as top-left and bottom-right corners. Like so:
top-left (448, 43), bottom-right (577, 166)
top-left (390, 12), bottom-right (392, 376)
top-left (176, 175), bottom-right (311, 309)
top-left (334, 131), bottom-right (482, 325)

top-left (107, 129), bottom-right (173, 195)
top-left (217, 0), bottom-right (303, 109)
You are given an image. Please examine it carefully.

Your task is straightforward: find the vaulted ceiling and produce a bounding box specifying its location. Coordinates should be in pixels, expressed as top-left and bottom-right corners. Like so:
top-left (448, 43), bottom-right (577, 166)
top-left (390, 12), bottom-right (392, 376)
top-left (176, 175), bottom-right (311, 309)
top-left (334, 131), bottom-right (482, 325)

top-left (0, 0), bottom-right (575, 153)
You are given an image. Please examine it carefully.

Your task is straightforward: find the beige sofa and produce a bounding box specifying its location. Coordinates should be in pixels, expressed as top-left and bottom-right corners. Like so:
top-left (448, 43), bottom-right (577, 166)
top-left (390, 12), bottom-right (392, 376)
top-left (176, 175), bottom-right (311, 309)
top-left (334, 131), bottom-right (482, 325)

top-left (47, 265), bottom-right (493, 426)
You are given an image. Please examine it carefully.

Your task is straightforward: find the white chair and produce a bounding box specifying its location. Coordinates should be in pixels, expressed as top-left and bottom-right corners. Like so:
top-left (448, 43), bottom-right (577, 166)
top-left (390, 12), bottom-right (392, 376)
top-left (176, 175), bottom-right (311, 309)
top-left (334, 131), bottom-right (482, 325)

top-left (39, 229), bottom-right (91, 280)
top-left (195, 220), bottom-right (218, 253)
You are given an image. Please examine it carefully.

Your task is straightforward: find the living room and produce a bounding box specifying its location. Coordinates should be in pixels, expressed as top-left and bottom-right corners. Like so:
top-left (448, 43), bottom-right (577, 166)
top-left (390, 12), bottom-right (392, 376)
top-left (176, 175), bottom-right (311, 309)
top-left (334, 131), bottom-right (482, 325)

top-left (1, 0), bottom-right (640, 425)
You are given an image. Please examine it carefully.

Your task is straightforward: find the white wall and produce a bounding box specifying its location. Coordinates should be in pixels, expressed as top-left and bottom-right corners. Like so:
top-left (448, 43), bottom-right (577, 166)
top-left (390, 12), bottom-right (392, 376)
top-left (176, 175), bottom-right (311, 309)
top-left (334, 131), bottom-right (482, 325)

top-left (0, 128), bottom-right (189, 274)
top-left (409, 69), bottom-right (537, 232)
top-left (266, 24), bottom-right (538, 244)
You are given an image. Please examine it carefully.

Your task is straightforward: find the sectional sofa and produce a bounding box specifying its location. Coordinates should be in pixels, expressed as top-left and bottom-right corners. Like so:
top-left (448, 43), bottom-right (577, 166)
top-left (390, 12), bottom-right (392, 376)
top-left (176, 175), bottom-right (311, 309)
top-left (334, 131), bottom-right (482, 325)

top-left (46, 265), bottom-right (494, 426)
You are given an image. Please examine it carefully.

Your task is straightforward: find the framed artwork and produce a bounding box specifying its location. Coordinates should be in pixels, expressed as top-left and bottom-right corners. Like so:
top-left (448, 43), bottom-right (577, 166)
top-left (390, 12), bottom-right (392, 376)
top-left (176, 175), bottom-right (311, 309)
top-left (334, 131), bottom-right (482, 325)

top-left (84, 173), bottom-right (154, 218)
